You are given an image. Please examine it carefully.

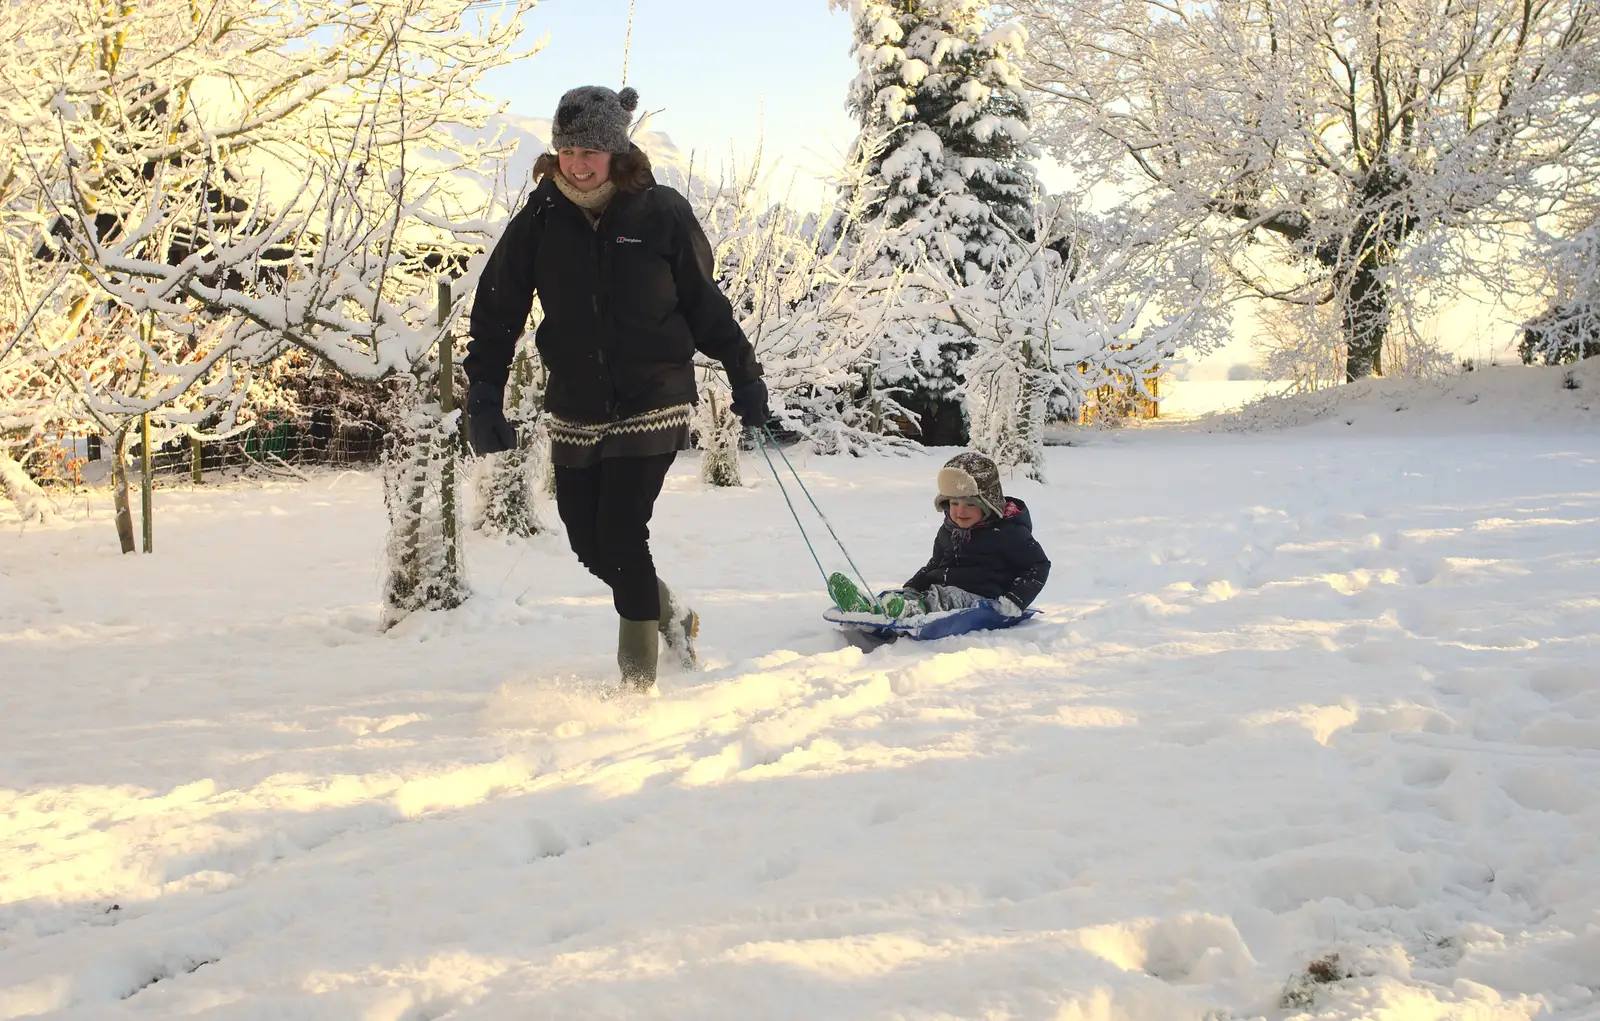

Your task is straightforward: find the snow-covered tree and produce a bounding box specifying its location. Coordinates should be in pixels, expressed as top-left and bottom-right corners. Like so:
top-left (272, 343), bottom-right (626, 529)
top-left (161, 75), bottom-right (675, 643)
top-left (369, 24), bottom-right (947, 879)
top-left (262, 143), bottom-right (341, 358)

top-left (929, 194), bottom-right (1218, 475)
top-left (0, 0), bottom-right (534, 546)
top-left (832, 0), bottom-right (1038, 444)
top-left (679, 144), bottom-right (918, 474)
top-left (1012, 0), bottom-right (1600, 381)
top-left (837, 0), bottom-right (1035, 272)
top-left (1521, 222), bottom-right (1600, 365)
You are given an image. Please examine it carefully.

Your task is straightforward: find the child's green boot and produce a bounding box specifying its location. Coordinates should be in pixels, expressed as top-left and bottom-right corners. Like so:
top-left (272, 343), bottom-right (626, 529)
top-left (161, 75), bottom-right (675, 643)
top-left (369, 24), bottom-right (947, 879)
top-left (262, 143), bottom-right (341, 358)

top-left (880, 589), bottom-right (926, 619)
top-left (828, 572), bottom-right (877, 614)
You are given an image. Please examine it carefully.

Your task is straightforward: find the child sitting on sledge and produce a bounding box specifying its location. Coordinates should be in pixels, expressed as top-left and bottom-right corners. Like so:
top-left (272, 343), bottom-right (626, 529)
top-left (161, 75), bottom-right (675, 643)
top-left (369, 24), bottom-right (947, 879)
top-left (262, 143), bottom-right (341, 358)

top-left (831, 451), bottom-right (1051, 619)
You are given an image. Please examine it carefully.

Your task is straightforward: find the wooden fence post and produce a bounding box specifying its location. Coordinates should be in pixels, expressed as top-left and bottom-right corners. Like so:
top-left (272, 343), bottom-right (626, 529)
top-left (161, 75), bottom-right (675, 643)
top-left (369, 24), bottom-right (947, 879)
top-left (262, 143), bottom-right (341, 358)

top-left (438, 277), bottom-right (454, 416)
top-left (437, 277), bottom-right (458, 579)
top-left (137, 336), bottom-right (153, 554)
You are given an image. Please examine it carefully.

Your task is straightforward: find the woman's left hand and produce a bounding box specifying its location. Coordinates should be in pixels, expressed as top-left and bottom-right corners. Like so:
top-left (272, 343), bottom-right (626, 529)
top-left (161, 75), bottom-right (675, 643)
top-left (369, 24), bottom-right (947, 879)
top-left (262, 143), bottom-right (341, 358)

top-left (730, 379), bottom-right (769, 428)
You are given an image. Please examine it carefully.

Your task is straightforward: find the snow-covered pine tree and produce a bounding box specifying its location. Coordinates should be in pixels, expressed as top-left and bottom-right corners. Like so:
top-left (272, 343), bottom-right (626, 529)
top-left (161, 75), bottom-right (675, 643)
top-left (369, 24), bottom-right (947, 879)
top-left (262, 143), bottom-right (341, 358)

top-left (833, 0), bottom-right (1037, 445)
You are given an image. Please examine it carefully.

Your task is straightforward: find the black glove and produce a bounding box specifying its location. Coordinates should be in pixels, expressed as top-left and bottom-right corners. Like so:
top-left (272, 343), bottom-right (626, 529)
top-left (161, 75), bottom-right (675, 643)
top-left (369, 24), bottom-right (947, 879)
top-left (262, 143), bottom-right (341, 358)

top-left (730, 378), bottom-right (770, 428)
top-left (465, 383), bottom-right (516, 456)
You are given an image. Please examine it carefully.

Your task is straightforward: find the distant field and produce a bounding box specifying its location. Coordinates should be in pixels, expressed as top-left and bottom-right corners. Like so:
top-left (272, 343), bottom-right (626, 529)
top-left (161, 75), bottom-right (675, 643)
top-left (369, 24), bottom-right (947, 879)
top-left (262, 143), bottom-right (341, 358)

top-left (1155, 378), bottom-right (1281, 419)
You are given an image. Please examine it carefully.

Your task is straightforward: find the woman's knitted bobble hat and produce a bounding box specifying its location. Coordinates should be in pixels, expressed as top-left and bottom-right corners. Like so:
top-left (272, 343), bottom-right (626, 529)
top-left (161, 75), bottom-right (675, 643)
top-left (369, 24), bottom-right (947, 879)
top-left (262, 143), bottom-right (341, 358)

top-left (551, 85), bottom-right (639, 154)
top-left (935, 451), bottom-right (1005, 519)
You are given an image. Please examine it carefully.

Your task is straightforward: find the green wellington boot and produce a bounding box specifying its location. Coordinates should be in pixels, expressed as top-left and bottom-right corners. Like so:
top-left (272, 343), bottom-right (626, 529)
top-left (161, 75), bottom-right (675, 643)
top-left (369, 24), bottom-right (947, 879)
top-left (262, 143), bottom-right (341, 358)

top-left (878, 588), bottom-right (927, 619)
top-left (828, 572), bottom-right (878, 614)
top-left (617, 617), bottom-right (660, 693)
top-left (657, 579), bottom-right (699, 670)
top-left (828, 572), bottom-right (923, 618)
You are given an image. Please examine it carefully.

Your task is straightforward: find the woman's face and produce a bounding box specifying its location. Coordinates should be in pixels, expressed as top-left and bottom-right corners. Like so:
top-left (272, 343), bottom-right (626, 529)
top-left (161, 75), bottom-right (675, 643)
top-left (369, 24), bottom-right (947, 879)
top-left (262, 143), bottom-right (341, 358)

top-left (947, 498), bottom-right (986, 529)
top-left (558, 148), bottom-right (612, 191)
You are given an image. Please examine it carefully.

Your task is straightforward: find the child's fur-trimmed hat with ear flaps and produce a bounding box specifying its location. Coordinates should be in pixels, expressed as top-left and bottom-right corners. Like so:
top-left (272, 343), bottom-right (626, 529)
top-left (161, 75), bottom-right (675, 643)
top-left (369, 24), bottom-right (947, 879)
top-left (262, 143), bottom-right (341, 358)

top-left (935, 452), bottom-right (1005, 519)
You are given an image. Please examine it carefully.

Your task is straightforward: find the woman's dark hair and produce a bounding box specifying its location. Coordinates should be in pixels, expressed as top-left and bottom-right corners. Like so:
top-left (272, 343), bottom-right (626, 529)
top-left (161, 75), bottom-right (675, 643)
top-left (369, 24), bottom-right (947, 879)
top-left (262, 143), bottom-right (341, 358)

top-left (533, 147), bottom-right (654, 194)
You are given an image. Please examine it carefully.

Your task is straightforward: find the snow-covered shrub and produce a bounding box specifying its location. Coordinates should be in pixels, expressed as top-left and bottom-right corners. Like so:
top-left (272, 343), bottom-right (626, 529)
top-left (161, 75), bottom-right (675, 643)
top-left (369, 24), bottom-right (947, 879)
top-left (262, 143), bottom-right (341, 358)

top-left (0, 451), bottom-right (55, 523)
top-left (1278, 953), bottom-right (1350, 1010)
top-left (941, 196), bottom-right (1213, 467)
top-left (381, 388), bottom-right (466, 628)
top-left (964, 353), bottom-right (1050, 481)
top-left (473, 346), bottom-right (548, 537)
top-left (1253, 303), bottom-right (1348, 393)
top-left (694, 382), bottom-right (744, 488)
top-left (1522, 305), bottom-right (1600, 366)
top-left (1521, 223), bottom-right (1600, 366)
top-left (472, 443), bottom-right (545, 539)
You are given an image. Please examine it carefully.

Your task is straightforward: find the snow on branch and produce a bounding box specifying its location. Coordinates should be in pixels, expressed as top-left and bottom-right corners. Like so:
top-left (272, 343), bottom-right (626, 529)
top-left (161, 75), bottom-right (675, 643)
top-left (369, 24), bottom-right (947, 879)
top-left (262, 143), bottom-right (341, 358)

top-left (1, 0), bottom-right (536, 468)
top-left (1011, 0), bottom-right (1600, 380)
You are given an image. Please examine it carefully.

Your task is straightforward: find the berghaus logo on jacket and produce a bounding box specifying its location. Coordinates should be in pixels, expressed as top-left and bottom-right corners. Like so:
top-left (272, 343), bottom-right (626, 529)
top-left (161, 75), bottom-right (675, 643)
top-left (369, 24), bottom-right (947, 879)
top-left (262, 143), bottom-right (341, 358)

top-left (616, 235), bottom-right (643, 244)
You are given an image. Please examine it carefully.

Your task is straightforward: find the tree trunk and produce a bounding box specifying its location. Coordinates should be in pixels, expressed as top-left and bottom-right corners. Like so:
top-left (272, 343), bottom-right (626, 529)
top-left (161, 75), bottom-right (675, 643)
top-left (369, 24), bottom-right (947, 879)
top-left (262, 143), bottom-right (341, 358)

top-left (903, 388), bottom-right (969, 446)
top-left (862, 362), bottom-right (884, 435)
top-left (111, 426), bottom-right (136, 554)
top-left (1343, 263), bottom-right (1388, 381)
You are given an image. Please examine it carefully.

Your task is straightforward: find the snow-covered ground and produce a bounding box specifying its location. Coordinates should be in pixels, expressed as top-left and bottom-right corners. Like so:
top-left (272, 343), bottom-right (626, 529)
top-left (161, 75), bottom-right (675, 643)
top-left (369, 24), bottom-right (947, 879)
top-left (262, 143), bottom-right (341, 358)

top-left (3, 370), bottom-right (1599, 1020)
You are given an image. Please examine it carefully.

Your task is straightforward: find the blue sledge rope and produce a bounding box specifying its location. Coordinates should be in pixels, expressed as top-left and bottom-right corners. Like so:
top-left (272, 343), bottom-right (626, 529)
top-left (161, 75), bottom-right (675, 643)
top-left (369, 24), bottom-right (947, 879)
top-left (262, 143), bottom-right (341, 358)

top-left (753, 425), bottom-right (882, 614)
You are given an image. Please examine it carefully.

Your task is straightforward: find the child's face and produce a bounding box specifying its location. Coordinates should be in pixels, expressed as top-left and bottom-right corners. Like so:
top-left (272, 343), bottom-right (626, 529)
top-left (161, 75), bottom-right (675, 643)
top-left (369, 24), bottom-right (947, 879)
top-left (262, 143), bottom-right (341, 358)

top-left (946, 498), bottom-right (986, 529)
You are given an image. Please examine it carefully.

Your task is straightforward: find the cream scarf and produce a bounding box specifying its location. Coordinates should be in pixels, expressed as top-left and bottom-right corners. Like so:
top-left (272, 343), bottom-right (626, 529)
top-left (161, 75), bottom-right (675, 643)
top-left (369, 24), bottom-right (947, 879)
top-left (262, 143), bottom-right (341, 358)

top-left (552, 171), bottom-right (616, 228)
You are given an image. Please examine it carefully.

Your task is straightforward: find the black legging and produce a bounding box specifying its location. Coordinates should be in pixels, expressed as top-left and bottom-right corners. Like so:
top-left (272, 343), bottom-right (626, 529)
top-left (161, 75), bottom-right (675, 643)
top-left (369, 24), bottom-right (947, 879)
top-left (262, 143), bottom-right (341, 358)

top-left (553, 452), bottom-right (675, 621)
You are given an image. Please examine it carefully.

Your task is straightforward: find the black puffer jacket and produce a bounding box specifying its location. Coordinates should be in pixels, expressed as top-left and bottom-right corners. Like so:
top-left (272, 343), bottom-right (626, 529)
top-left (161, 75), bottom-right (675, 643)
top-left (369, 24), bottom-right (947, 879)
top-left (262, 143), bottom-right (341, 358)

top-left (905, 497), bottom-right (1051, 608)
top-left (464, 171), bottom-right (762, 422)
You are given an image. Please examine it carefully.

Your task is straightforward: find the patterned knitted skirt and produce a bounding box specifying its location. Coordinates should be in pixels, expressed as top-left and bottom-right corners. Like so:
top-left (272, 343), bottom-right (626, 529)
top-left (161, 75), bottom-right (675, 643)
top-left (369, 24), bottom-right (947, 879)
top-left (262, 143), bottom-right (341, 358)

top-left (547, 404), bottom-right (694, 468)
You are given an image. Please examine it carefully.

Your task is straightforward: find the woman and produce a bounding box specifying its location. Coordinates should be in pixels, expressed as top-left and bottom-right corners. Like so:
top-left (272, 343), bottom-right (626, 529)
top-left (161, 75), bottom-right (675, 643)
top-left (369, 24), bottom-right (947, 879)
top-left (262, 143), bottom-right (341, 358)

top-left (464, 84), bottom-right (768, 692)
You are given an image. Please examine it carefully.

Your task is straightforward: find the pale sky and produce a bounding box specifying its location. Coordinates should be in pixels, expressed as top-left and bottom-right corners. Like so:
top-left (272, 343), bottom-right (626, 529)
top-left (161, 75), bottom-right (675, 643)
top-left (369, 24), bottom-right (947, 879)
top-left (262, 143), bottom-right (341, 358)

top-left (474, 0), bottom-right (1526, 377)
top-left (479, 0), bottom-right (860, 203)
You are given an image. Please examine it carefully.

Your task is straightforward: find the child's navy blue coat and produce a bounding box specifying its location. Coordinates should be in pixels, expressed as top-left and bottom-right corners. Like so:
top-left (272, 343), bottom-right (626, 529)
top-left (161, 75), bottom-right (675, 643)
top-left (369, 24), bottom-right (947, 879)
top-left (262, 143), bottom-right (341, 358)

top-left (904, 497), bottom-right (1051, 609)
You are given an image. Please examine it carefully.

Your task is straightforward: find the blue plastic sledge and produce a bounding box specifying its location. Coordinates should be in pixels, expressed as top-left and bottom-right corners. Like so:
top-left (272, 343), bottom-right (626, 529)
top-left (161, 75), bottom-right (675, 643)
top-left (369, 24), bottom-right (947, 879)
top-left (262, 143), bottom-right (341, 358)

top-left (824, 602), bottom-right (1040, 643)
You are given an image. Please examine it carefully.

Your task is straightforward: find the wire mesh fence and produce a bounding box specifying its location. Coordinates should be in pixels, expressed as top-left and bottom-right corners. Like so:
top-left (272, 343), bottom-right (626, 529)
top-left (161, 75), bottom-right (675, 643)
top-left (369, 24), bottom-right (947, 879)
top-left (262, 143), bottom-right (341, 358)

top-left (173, 411), bottom-right (387, 478)
top-left (25, 369), bottom-right (441, 487)
top-left (50, 409), bottom-right (394, 487)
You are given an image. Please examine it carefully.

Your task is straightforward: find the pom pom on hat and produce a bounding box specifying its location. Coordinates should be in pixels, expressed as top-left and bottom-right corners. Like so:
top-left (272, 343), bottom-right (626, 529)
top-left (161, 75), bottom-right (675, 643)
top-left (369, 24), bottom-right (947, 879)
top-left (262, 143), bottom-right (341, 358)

top-left (618, 87), bottom-right (639, 113)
